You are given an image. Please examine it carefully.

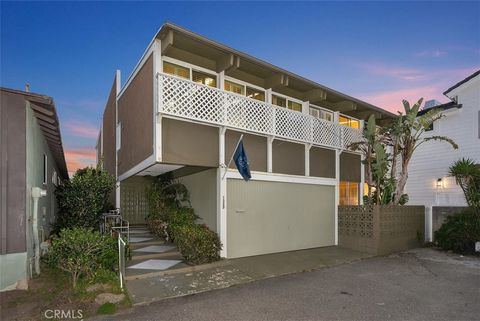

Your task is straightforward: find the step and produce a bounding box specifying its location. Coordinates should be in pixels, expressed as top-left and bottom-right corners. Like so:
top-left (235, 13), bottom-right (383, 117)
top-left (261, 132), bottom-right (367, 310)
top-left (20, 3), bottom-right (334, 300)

top-left (129, 240), bottom-right (166, 247)
top-left (131, 250), bottom-right (181, 261)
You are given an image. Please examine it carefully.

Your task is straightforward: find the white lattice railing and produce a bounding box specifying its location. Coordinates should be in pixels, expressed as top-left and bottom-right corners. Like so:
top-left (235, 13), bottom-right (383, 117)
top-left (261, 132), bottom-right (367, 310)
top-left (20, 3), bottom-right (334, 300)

top-left (158, 73), bottom-right (362, 150)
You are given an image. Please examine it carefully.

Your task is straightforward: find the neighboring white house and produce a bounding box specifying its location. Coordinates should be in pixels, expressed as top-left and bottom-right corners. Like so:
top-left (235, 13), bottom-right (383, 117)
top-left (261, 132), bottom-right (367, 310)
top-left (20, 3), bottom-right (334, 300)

top-left (405, 70), bottom-right (480, 240)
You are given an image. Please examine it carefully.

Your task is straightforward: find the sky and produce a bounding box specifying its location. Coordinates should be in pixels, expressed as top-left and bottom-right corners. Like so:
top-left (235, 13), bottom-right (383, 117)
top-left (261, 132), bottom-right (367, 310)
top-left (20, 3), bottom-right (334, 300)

top-left (1, 1), bottom-right (479, 174)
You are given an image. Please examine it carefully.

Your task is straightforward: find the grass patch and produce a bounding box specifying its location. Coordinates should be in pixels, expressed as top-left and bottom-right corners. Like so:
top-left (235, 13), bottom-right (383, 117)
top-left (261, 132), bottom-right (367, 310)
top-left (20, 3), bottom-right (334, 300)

top-left (97, 302), bottom-right (117, 315)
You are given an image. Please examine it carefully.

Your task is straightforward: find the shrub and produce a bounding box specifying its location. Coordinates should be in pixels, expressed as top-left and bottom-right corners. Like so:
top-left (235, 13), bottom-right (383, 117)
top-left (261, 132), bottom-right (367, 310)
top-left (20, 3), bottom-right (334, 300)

top-left (45, 228), bottom-right (118, 288)
top-left (174, 224), bottom-right (222, 265)
top-left (434, 209), bottom-right (480, 255)
top-left (54, 167), bottom-right (115, 231)
top-left (147, 217), bottom-right (169, 239)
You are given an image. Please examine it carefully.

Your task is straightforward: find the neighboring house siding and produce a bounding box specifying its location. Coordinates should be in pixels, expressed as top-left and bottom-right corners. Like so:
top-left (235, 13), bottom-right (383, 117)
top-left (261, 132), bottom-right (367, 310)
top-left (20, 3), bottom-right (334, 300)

top-left (162, 118), bottom-right (219, 167)
top-left (225, 130), bottom-right (267, 172)
top-left (178, 168), bottom-right (217, 232)
top-left (102, 78), bottom-right (117, 177)
top-left (310, 147), bottom-right (336, 178)
top-left (340, 152), bottom-right (361, 182)
top-left (406, 77), bottom-right (480, 207)
top-left (0, 91), bottom-right (27, 254)
top-left (272, 140), bottom-right (305, 176)
top-left (118, 54), bottom-right (154, 176)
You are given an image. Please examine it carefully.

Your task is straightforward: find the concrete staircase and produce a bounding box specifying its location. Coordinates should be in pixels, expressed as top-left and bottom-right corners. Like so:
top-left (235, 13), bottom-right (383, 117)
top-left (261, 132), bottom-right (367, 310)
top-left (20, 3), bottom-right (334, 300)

top-left (125, 225), bottom-right (188, 280)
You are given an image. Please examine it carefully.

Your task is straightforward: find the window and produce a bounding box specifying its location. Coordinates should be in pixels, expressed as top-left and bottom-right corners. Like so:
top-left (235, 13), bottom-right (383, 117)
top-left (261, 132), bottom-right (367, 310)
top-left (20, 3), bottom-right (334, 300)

top-left (192, 70), bottom-right (216, 88)
top-left (43, 154), bottom-right (47, 185)
top-left (272, 94), bottom-right (303, 112)
top-left (310, 106), bottom-right (333, 122)
top-left (246, 87), bottom-right (265, 102)
top-left (116, 123), bottom-right (121, 151)
top-left (340, 181), bottom-right (359, 205)
top-left (339, 115), bottom-right (360, 129)
top-left (224, 80), bottom-right (245, 95)
top-left (52, 171), bottom-right (58, 186)
top-left (163, 61), bottom-right (190, 79)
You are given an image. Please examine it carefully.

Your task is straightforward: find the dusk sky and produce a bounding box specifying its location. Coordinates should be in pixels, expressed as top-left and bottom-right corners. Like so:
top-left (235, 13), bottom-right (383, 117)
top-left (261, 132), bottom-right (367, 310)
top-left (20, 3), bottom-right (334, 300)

top-left (1, 1), bottom-right (479, 174)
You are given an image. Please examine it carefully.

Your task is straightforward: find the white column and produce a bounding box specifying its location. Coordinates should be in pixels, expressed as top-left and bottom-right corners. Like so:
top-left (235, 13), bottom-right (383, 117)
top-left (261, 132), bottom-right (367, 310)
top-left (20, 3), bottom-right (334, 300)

top-left (115, 70), bottom-right (121, 209)
top-left (335, 148), bottom-right (340, 245)
top-left (266, 88), bottom-right (272, 104)
top-left (218, 127), bottom-right (227, 257)
top-left (218, 71), bottom-right (225, 90)
top-left (359, 119), bottom-right (365, 205)
top-left (305, 144), bottom-right (311, 177)
top-left (153, 39), bottom-right (162, 162)
top-left (302, 101), bottom-right (310, 115)
top-left (267, 136), bottom-right (274, 173)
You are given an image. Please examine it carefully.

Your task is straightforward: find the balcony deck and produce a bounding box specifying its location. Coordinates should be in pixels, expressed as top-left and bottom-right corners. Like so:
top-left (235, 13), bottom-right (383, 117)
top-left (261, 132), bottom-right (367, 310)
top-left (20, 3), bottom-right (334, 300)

top-left (157, 73), bottom-right (362, 150)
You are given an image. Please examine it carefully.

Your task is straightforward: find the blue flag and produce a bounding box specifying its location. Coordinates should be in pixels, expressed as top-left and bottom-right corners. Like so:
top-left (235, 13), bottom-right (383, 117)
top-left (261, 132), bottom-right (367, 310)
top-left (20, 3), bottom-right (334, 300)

top-left (233, 139), bottom-right (251, 181)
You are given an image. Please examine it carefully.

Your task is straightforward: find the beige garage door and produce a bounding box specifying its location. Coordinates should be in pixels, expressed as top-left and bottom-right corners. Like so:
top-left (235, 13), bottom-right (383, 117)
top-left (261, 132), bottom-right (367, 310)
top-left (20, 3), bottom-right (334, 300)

top-left (227, 179), bottom-right (335, 258)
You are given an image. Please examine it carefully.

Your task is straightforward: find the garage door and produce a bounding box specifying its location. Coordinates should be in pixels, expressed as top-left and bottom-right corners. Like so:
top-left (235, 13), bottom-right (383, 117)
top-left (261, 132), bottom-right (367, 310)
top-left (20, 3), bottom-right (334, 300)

top-left (227, 179), bottom-right (335, 258)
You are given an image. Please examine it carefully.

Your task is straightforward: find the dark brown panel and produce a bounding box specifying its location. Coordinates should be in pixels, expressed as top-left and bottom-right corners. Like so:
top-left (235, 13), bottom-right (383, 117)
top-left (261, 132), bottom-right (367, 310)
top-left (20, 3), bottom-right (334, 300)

top-left (118, 55), bottom-right (154, 176)
top-left (0, 91), bottom-right (27, 254)
top-left (225, 130), bottom-right (267, 172)
top-left (340, 152), bottom-right (361, 182)
top-left (102, 77), bottom-right (117, 177)
top-left (310, 147), bottom-right (335, 178)
top-left (162, 118), bottom-right (219, 167)
top-left (272, 140), bottom-right (305, 176)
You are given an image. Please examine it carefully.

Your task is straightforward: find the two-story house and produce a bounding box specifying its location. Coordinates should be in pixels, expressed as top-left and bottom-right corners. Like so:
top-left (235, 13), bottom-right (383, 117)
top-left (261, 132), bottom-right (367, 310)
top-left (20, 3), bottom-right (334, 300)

top-left (405, 70), bottom-right (480, 241)
top-left (96, 23), bottom-right (395, 258)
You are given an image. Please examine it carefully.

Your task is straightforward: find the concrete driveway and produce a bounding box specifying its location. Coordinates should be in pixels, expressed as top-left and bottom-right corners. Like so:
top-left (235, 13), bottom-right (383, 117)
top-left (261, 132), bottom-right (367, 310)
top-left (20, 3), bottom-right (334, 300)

top-left (93, 248), bottom-right (480, 321)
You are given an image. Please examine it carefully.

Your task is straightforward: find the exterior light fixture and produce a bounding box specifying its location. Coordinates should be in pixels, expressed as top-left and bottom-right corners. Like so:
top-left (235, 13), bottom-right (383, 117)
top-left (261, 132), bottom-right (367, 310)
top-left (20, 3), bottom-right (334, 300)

top-left (436, 178), bottom-right (443, 188)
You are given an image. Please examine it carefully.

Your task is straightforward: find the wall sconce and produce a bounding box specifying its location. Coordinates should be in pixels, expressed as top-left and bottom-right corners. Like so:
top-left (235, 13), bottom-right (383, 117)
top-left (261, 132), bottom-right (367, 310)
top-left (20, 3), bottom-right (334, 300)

top-left (436, 178), bottom-right (443, 188)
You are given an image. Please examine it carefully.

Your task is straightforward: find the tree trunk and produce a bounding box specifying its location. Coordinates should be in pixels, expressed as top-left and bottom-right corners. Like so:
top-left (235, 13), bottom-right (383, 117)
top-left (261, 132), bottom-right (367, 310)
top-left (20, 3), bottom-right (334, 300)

top-left (393, 156), bottom-right (410, 205)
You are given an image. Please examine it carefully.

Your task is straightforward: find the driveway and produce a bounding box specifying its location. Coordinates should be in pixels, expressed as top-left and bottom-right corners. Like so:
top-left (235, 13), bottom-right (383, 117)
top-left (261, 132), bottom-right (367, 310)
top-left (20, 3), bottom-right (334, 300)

top-left (93, 249), bottom-right (480, 321)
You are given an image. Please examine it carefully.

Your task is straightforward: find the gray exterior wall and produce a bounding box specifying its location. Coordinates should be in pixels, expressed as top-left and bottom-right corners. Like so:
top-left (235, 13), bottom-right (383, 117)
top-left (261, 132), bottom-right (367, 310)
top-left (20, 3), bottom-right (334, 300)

top-left (177, 168), bottom-right (217, 232)
top-left (162, 118), bottom-right (219, 167)
top-left (227, 179), bottom-right (335, 258)
top-left (225, 130), bottom-right (267, 172)
top-left (310, 147), bottom-right (336, 178)
top-left (101, 77), bottom-right (117, 177)
top-left (272, 140), bottom-right (305, 176)
top-left (118, 54), bottom-right (154, 176)
top-left (0, 91), bottom-right (27, 254)
top-left (340, 152), bottom-right (361, 182)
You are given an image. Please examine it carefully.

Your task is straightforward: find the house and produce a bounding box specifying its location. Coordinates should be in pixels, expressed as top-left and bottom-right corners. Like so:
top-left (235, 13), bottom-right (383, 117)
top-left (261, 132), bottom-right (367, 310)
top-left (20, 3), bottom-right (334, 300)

top-left (96, 23), bottom-right (395, 258)
top-left (405, 70), bottom-right (480, 240)
top-left (0, 87), bottom-right (68, 291)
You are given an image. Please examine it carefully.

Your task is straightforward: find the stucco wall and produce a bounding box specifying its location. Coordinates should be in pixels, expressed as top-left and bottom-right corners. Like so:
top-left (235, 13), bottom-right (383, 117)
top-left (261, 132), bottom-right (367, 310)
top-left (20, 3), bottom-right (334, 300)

top-left (177, 168), bottom-right (217, 232)
top-left (226, 179), bottom-right (335, 258)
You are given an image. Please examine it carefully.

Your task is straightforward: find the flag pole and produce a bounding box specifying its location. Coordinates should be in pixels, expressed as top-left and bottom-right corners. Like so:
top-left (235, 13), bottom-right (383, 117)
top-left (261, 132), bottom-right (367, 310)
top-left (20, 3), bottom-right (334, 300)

top-left (222, 134), bottom-right (244, 180)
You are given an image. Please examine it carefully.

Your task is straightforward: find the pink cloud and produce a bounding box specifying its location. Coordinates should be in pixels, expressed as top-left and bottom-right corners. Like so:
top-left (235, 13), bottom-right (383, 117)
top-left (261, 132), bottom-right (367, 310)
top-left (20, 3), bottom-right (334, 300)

top-left (414, 50), bottom-right (448, 58)
top-left (64, 121), bottom-right (98, 138)
top-left (64, 147), bottom-right (96, 174)
top-left (355, 63), bottom-right (425, 81)
top-left (358, 86), bottom-right (445, 113)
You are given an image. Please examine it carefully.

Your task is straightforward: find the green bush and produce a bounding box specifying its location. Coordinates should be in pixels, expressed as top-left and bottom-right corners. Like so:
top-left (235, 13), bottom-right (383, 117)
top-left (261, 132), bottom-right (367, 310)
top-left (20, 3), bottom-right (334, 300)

top-left (434, 209), bottom-right (480, 255)
top-left (45, 228), bottom-right (117, 288)
top-left (54, 167), bottom-right (115, 231)
top-left (174, 224), bottom-right (222, 265)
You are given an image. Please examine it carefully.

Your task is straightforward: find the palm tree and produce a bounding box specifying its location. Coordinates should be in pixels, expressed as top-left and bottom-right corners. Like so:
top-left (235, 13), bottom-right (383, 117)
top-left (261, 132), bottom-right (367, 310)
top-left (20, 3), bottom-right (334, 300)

top-left (449, 158), bottom-right (480, 212)
top-left (391, 98), bottom-right (458, 204)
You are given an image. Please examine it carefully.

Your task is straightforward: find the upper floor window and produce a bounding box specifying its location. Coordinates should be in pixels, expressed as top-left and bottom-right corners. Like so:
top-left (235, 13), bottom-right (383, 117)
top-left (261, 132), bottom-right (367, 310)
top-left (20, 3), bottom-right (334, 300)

top-left (193, 70), bottom-right (216, 88)
top-left (225, 80), bottom-right (244, 95)
top-left (272, 94), bottom-right (302, 112)
top-left (163, 61), bottom-right (190, 79)
top-left (339, 115), bottom-right (360, 129)
top-left (224, 80), bottom-right (266, 102)
top-left (310, 106), bottom-right (333, 122)
top-left (246, 87), bottom-right (265, 102)
top-left (340, 181), bottom-right (359, 205)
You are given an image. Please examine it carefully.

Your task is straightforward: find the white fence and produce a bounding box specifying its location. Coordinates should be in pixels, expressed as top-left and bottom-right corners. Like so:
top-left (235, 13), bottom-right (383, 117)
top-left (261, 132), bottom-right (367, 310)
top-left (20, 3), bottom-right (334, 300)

top-left (158, 73), bottom-right (363, 150)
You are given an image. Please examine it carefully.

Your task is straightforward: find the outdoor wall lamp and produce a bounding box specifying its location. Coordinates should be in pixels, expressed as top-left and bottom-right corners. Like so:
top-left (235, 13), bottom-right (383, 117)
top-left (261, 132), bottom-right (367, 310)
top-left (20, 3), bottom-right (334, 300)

top-left (436, 178), bottom-right (443, 188)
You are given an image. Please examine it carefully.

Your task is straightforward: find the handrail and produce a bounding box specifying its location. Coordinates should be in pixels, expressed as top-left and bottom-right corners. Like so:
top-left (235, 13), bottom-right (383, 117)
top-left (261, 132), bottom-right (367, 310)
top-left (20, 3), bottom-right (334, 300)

top-left (157, 72), bottom-right (363, 150)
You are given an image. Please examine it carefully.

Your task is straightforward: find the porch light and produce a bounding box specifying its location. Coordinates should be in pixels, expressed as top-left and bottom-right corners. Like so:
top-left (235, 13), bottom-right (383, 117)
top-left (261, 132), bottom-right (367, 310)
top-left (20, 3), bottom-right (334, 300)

top-left (436, 178), bottom-right (443, 188)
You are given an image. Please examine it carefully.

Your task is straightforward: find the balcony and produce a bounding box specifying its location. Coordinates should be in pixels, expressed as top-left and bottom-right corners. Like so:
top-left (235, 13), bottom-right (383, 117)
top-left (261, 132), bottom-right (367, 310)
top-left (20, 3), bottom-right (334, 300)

top-left (157, 73), bottom-right (363, 150)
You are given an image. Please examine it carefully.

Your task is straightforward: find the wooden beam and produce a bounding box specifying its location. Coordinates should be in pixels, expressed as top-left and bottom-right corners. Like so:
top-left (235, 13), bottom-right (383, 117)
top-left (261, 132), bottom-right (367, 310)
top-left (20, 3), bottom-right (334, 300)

top-left (30, 102), bottom-right (54, 116)
top-left (265, 73), bottom-right (289, 89)
top-left (33, 111), bottom-right (56, 124)
top-left (303, 88), bottom-right (327, 102)
top-left (216, 54), bottom-right (241, 73)
top-left (333, 101), bottom-right (357, 112)
top-left (161, 30), bottom-right (174, 54)
top-left (37, 119), bottom-right (58, 131)
top-left (354, 111), bottom-right (383, 119)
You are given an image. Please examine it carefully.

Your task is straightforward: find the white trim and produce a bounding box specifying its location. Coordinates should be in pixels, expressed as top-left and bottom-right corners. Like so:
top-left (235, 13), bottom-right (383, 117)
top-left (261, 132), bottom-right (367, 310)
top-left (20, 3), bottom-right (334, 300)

top-left (117, 154), bottom-right (156, 182)
top-left (267, 136), bottom-right (274, 172)
top-left (334, 149), bottom-right (340, 245)
top-left (118, 43), bottom-right (155, 99)
top-left (305, 144), bottom-right (311, 176)
top-left (218, 127), bottom-right (227, 257)
top-left (153, 39), bottom-right (162, 162)
top-left (225, 169), bottom-right (337, 186)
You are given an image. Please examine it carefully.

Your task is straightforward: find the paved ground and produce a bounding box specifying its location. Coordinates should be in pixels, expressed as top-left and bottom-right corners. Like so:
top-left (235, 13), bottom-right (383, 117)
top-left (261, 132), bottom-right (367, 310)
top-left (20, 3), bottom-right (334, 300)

top-left (125, 246), bottom-right (372, 305)
top-left (92, 248), bottom-right (480, 321)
